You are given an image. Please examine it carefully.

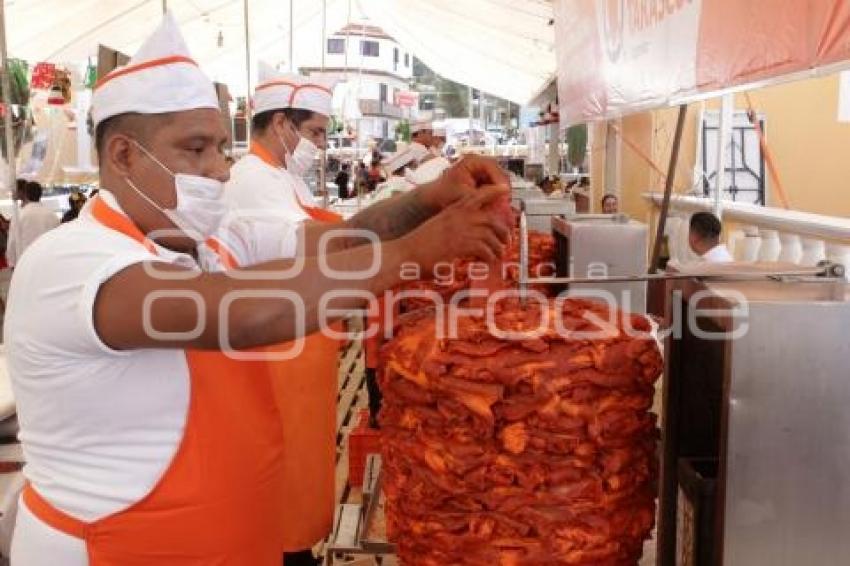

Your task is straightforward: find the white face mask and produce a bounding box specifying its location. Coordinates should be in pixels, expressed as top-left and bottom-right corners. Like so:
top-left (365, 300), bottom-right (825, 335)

top-left (277, 124), bottom-right (319, 178)
top-left (126, 140), bottom-right (227, 243)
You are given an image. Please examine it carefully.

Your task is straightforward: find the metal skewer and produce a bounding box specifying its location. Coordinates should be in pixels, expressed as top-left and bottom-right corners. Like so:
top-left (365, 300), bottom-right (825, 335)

top-left (518, 206), bottom-right (529, 304)
top-left (526, 261), bottom-right (844, 286)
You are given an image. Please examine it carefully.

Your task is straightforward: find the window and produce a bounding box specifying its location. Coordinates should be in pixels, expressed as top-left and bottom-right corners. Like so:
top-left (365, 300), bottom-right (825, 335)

top-left (700, 110), bottom-right (766, 205)
top-left (379, 83), bottom-right (388, 103)
top-left (361, 40), bottom-right (379, 57)
top-left (404, 53), bottom-right (410, 67)
top-left (393, 47), bottom-right (399, 71)
top-left (327, 38), bottom-right (345, 54)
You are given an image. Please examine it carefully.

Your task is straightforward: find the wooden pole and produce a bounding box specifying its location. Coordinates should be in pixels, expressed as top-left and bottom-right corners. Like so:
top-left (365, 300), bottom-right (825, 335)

top-left (649, 104), bottom-right (688, 273)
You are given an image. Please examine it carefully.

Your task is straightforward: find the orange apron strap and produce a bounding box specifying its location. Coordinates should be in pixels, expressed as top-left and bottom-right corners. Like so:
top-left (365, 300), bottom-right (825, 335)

top-left (22, 483), bottom-right (90, 540)
top-left (296, 202), bottom-right (343, 223)
top-left (90, 197), bottom-right (157, 253)
top-left (206, 236), bottom-right (239, 270)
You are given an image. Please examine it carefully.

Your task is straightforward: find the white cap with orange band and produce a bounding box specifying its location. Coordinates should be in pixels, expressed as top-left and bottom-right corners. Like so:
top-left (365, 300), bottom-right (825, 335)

top-left (91, 13), bottom-right (219, 128)
top-left (252, 64), bottom-right (336, 118)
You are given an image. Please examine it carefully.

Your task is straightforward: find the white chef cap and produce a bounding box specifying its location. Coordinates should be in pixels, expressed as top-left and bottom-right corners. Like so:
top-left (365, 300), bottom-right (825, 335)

top-left (289, 76), bottom-right (336, 117)
top-left (411, 118), bottom-right (433, 134)
top-left (91, 13), bottom-right (219, 128)
top-left (253, 67), bottom-right (336, 118)
top-left (252, 63), bottom-right (301, 116)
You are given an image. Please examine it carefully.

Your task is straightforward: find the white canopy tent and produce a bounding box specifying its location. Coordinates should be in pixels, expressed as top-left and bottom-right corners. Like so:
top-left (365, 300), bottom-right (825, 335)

top-left (3, 0), bottom-right (556, 104)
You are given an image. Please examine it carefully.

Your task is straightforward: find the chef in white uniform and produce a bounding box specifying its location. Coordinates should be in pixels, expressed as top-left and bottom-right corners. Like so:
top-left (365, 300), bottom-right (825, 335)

top-left (4, 16), bottom-right (515, 566)
top-left (224, 65), bottom-right (337, 223)
top-left (408, 118), bottom-right (435, 166)
top-left (407, 126), bottom-right (451, 185)
top-left (371, 147), bottom-right (418, 201)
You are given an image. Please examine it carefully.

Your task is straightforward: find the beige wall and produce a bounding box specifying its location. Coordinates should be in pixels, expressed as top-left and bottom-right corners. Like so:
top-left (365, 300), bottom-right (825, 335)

top-left (600, 72), bottom-right (850, 221)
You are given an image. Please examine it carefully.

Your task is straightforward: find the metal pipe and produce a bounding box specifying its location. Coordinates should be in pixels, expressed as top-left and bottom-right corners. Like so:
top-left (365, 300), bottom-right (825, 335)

top-left (649, 104), bottom-right (687, 273)
top-left (357, 14), bottom-right (366, 166)
top-left (518, 208), bottom-right (529, 304)
top-left (526, 265), bottom-right (842, 286)
top-left (243, 0), bottom-right (252, 140)
top-left (468, 86), bottom-right (473, 145)
top-left (0, 0), bottom-right (21, 262)
top-left (289, 0), bottom-right (294, 72)
top-left (162, 0), bottom-right (167, 14)
top-left (320, 0), bottom-right (328, 208)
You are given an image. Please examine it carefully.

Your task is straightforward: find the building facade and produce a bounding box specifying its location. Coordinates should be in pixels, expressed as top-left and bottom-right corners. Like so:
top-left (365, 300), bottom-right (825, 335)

top-left (301, 23), bottom-right (415, 147)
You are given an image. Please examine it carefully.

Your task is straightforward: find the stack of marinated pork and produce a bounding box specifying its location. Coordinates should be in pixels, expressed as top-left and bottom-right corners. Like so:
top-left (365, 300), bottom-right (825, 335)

top-left (379, 298), bottom-right (662, 565)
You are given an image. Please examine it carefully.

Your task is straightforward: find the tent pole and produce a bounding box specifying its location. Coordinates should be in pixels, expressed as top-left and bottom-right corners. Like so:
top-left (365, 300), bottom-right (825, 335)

top-left (243, 0), bottom-right (252, 141)
top-left (289, 0), bottom-right (294, 72)
top-left (468, 86), bottom-right (473, 145)
top-left (649, 104), bottom-right (687, 273)
top-left (0, 0), bottom-right (21, 263)
top-left (320, 0), bottom-right (328, 209)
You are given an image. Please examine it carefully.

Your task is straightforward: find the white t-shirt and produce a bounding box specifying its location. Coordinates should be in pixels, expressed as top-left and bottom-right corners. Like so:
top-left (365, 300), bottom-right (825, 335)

top-left (5, 190), bottom-right (298, 563)
top-left (224, 154), bottom-right (311, 223)
top-left (291, 175), bottom-right (318, 208)
top-left (406, 156), bottom-right (450, 185)
top-left (7, 202), bottom-right (60, 267)
top-left (702, 243), bottom-right (734, 263)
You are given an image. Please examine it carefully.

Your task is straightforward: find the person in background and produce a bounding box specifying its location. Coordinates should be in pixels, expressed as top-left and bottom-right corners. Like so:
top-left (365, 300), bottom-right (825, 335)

top-left (61, 192), bottom-right (87, 223)
top-left (224, 64), bottom-right (336, 221)
top-left (356, 160), bottom-right (369, 195)
top-left (408, 119), bottom-right (434, 165)
top-left (367, 160), bottom-right (385, 193)
top-left (689, 211), bottom-right (733, 263)
top-left (223, 66), bottom-right (341, 566)
top-left (602, 193), bottom-right (619, 214)
top-left (409, 127), bottom-right (451, 185)
top-left (15, 179), bottom-right (29, 207)
top-left (0, 214), bottom-right (9, 270)
top-left (335, 162), bottom-right (351, 200)
top-left (6, 181), bottom-right (59, 267)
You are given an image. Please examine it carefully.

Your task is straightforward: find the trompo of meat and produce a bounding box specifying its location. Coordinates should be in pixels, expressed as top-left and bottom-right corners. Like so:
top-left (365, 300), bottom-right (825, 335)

top-left (379, 297), bottom-right (662, 565)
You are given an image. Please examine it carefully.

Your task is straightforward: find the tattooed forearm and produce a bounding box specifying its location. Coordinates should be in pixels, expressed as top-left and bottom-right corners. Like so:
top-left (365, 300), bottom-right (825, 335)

top-left (346, 190), bottom-right (438, 242)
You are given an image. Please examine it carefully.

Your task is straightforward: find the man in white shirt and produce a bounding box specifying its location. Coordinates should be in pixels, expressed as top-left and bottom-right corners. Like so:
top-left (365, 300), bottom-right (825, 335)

top-left (6, 182), bottom-right (59, 267)
top-left (408, 118), bottom-right (435, 165)
top-left (408, 127), bottom-right (451, 185)
top-left (5, 14), bottom-right (511, 566)
top-left (689, 211), bottom-right (734, 263)
top-left (224, 65), bottom-right (335, 223)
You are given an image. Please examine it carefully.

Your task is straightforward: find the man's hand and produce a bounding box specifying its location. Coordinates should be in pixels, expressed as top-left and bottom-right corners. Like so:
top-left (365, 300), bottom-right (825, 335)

top-left (417, 155), bottom-right (511, 210)
top-left (401, 185), bottom-right (512, 270)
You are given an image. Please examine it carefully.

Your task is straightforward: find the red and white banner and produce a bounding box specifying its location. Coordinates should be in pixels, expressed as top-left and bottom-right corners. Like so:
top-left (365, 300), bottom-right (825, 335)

top-left (555, 0), bottom-right (850, 124)
top-left (394, 90), bottom-right (419, 107)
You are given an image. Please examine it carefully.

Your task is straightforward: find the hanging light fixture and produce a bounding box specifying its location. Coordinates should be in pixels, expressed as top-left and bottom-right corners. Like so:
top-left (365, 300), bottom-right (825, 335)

top-left (217, 29), bottom-right (224, 48)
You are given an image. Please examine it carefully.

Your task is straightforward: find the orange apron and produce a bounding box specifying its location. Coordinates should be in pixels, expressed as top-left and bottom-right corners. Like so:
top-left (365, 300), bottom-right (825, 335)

top-left (22, 196), bottom-right (286, 565)
top-left (217, 143), bottom-right (343, 551)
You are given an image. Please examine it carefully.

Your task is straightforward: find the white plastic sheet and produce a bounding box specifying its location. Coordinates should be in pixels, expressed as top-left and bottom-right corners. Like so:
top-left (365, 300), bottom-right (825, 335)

top-left (4, 0), bottom-right (557, 104)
